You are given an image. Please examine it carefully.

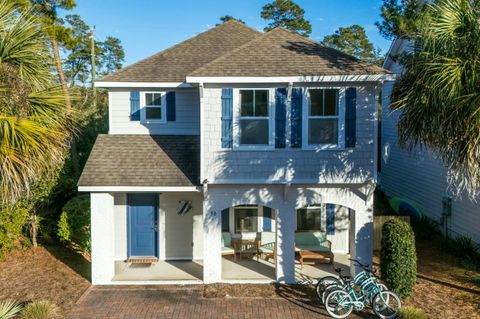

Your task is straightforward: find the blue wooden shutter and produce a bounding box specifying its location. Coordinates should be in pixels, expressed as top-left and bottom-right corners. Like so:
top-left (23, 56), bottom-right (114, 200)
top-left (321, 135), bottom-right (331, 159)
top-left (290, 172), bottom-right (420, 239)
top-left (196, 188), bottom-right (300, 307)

top-left (291, 88), bottom-right (303, 148)
top-left (130, 91), bottom-right (140, 121)
top-left (345, 88), bottom-right (357, 148)
top-left (221, 209), bottom-right (229, 232)
top-left (275, 88), bottom-right (287, 148)
top-left (263, 207), bottom-right (272, 231)
top-left (221, 88), bottom-right (233, 148)
top-left (166, 91), bottom-right (176, 121)
top-left (326, 204), bottom-right (335, 235)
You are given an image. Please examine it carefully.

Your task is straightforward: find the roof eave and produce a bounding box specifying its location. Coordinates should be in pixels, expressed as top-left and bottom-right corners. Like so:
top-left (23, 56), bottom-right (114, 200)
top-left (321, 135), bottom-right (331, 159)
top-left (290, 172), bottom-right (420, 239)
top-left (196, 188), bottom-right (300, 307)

top-left (186, 74), bottom-right (396, 84)
top-left (94, 81), bottom-right (193, 88)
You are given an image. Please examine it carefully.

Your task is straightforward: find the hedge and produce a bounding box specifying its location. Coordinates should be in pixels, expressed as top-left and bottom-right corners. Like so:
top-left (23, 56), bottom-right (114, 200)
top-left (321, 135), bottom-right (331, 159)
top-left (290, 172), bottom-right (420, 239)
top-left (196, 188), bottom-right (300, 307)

top-left (380, 218), bottom-right (417, 298)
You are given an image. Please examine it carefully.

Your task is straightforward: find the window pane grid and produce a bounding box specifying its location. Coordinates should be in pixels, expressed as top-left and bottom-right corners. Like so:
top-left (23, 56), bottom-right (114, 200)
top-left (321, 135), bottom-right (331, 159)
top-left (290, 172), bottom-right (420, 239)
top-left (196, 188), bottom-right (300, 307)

top-left (239, 90), bottom-right (269, 145)
top-left (308, 89), bottom-right (339, 145)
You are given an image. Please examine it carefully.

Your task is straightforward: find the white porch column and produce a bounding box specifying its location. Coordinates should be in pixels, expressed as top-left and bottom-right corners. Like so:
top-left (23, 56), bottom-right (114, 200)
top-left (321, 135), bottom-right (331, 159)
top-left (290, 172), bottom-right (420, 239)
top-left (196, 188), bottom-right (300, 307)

top-left (203, 191), bottom-right (222, 283)
top-left (350, 197), bottom-right (374, 275)
top-left (90, 192), bottom-right (115, 284)
top-left (276, 204), bottom-right (296, 283)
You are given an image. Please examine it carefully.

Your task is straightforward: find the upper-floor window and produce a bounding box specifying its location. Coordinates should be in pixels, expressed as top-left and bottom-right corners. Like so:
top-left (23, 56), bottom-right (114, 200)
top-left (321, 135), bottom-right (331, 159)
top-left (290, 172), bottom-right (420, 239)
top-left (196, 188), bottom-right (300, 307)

top-left (141, 92), bottom-right (166, 123)
top-left (304, 88), bottom-right (344, 149)
top-left (234, 89), bottom-right (275, 150)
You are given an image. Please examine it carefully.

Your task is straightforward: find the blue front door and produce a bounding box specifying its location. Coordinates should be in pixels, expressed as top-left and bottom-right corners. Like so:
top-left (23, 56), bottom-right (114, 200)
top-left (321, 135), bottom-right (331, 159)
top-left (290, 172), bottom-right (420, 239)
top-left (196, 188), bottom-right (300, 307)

top-left (128, 194), bottom-right (158, 257)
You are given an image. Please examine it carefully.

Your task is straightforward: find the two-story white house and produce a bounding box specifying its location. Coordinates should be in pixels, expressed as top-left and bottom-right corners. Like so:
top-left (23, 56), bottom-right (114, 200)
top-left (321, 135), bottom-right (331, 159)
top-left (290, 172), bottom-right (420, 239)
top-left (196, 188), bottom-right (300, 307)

top-left (78, 20), bottom-right (393, 285)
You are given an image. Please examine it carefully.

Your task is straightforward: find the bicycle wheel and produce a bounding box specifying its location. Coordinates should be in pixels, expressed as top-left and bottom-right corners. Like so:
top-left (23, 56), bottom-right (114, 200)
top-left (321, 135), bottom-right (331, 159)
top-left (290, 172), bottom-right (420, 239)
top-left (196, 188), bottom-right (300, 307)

top-left (372, 290), bottom-right (401, 319)
top-left (325, 289), bottom-right (354, 319)
top-left (315, 276), bottom-right (341, 301)
top-left (322, 282), bottom-right (345, 305)
top-left (369, 283), bottom-right (388, 305)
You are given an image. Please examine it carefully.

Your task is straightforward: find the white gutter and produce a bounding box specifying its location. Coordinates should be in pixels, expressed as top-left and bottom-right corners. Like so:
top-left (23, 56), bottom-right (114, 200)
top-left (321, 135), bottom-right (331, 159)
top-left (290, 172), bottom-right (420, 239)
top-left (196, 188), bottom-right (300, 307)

top-left (186, 74), bottom-right (396, 84)
top-left (78, 186), bottom-right (203, 192)
top-left (94, 81), bottom-right (193, 88)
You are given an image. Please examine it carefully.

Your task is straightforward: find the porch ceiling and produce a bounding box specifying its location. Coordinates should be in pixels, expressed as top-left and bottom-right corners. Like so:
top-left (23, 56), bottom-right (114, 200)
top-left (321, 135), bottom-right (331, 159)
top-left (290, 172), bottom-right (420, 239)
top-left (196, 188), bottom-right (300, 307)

top-left (78, 135), bottom-right (200, 187)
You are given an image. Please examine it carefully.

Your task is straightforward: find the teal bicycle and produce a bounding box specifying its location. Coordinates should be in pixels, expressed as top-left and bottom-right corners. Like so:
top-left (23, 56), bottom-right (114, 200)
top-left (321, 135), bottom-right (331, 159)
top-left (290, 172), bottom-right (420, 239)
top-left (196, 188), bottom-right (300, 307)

top-left (318, 259), bottom-right (387, 305)
top-left (323, 260), bottom-right (401, 318)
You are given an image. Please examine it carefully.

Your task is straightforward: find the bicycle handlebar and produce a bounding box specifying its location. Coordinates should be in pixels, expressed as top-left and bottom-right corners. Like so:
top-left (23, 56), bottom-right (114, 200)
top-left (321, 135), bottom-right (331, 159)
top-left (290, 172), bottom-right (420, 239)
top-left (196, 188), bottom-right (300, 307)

top-left (348, 258), bottom-right (372, 271)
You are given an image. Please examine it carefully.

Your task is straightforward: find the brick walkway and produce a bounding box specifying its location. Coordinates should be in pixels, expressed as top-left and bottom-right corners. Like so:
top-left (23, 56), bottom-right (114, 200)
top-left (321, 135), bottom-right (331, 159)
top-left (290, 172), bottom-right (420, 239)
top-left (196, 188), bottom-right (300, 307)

top-left (67, 285), bottom-right (365, 319)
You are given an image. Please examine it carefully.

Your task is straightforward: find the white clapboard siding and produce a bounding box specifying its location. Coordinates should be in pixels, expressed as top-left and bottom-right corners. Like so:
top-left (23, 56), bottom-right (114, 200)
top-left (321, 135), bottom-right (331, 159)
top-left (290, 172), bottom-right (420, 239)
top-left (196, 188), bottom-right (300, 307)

top-left (109, 88), bottom-right (200, 135)
top-left (381, 39), bottom-right (480, 243)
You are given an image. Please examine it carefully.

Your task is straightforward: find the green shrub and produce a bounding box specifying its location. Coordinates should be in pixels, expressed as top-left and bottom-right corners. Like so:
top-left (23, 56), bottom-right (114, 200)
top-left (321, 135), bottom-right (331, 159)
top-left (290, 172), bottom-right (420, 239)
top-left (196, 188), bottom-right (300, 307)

top-left (380, 219), bottom-right (417, 298)
top-left (0, 204), bottom-right (30, 257)
top-left (400, 306), bottom-right (428, 319)
top-left (57, 195), bottom-right (90, 252)
top-left (0, 299), bottom-right (22, 319)
top-left (21, 300), bottom-right (58, 319)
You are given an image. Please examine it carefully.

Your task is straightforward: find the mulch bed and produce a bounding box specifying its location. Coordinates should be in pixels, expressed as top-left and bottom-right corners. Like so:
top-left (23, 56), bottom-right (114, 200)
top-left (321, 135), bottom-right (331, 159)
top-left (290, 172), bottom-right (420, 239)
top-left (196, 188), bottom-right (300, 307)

top-left (0, 245), bottom-right (91, 317)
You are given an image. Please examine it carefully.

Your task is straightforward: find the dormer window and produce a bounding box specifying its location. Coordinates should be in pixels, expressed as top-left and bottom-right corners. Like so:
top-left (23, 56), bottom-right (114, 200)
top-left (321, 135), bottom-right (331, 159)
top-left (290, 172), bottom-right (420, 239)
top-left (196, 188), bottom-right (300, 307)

top-left (141, 92), bottom-right (166, 123)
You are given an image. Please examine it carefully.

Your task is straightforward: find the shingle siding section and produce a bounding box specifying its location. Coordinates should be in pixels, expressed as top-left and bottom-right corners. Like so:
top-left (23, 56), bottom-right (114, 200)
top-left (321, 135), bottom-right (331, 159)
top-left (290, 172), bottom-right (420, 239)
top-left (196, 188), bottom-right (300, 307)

top-left (78, 135), bottom-right (200, 187)
top-left (202, 86), bottom-right (376, 184)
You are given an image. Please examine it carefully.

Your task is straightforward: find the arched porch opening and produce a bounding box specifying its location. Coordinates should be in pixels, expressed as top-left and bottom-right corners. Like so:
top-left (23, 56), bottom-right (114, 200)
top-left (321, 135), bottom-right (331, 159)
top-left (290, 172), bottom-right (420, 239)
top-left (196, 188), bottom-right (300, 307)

top-left (220, 204), bottom-right (278, 282)
top-left (294, 203), bottom-right (354, 283)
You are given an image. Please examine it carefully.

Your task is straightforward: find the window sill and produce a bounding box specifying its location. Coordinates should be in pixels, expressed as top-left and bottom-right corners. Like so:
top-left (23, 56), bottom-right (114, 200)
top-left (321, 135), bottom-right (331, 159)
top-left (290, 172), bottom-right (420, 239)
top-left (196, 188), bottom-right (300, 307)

top-left (233, 145), bottom-right (275, 152)
top-left (141, 120), bottom-right (167, 125)
top-left (302, 144), bottom-right (345, 151)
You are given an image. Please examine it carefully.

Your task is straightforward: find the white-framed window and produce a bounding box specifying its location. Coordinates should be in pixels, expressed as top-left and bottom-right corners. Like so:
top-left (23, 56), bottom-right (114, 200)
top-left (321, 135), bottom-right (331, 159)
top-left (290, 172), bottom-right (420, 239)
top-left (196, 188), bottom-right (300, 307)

top-left (234, 205), bottom-right (259, 233)
top-left (141, 92), bottom-right (166, 123)
top-left (296, 206), bottom-right (322, 231)
top-left (233, 89), bottom-right (275, 150)
top-left (303, 88), bottom-right (345, 149)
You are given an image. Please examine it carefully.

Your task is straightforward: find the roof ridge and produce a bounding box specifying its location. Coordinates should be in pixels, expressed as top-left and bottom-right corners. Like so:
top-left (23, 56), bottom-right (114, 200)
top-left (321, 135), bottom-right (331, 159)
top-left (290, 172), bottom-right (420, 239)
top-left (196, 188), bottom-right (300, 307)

top-left (98, 21), bottom-right (261, 82)
top-left (188, 28), bottom-right (275, 76)
top-left (190, 26), bottom-right (387, 77)
top-left (222, 19), bottom-right (263, 35)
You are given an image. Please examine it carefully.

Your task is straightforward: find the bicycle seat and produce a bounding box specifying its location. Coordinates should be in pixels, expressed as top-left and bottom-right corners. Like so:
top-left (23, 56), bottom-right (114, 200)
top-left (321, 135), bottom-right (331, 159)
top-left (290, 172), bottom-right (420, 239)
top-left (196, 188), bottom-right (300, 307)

top-left (334, 267), bottom-right (343, 273)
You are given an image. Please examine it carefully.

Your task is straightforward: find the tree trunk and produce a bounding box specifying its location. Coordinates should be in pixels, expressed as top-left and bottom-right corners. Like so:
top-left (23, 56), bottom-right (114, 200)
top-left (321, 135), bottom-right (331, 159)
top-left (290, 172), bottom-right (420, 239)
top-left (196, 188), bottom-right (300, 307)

top-left (50, 36), bottom-right (79, 177)
top-left (30, 213), bottom-right (38, 248)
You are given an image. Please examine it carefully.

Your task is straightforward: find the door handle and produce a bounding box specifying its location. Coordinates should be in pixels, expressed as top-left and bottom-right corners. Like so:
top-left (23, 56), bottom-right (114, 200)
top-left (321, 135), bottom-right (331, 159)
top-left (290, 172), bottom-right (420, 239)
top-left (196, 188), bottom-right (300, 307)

top-left (153, 222), bottom-right (158, 232)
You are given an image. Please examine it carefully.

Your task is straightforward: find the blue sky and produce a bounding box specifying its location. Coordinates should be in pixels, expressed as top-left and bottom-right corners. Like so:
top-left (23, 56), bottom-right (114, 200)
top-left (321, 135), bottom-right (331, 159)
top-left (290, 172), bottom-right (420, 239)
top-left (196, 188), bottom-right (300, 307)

top-left (70, 0), bottom-right (391, 66)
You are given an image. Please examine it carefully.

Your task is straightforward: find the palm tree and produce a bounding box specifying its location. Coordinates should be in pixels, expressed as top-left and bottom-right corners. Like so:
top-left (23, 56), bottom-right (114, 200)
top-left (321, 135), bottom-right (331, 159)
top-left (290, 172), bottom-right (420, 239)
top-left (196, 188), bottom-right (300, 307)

top-left (0, 2), bottom-right (74, 204)
top-left (391, 0), bottom-right (480, 196)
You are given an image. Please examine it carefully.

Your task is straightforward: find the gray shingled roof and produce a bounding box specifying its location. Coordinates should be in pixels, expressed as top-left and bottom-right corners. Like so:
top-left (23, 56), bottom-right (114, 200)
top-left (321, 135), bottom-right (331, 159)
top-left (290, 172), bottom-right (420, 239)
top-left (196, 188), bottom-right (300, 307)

top-left (97, 21), bottom-right (262, 82)
top-left (189, 27), bottom-right (389, 77)
top-left (78, 135), bottom-right (200, 187)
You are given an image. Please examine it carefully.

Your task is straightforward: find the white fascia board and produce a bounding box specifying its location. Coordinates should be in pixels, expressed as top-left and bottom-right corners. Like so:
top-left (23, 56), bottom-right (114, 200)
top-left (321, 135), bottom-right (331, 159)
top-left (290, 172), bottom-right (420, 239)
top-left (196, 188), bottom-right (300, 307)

top-left (78, 186), bottom-right (203, 192)
top-left (94, 81), bottom-right (193, 88)
top-left (186, 74), bottom-right (396, 84)
top-left (207, 178), bottom-right (373, 188)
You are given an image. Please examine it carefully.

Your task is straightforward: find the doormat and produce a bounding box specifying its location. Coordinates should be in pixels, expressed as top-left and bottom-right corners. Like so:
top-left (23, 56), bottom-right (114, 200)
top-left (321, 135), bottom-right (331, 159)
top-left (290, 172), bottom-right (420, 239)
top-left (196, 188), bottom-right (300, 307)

top-left (126, 258), bottom-right (159, 264)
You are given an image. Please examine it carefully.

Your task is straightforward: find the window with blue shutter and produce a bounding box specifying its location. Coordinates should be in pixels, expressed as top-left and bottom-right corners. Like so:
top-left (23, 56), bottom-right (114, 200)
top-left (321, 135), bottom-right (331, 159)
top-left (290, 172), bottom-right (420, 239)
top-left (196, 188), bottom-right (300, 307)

top-left (291, 88), bottom-right (303, 148)
top-left (263, 207), bottom-right (272, 231)
top-left (345, 88), bottom-right (357, 148)
top-left (130, 91), bottom-right (140, 121)
top-left (221, 209), bottom-right (229, 232)
top-left (326, 204), bottom-right (335, 235)
top-left (275, 88), bottom-right (287, 148)
top-left (221, 88), bottom-right (233, 148)
top-left (166, 91), bottom-right (176, 121)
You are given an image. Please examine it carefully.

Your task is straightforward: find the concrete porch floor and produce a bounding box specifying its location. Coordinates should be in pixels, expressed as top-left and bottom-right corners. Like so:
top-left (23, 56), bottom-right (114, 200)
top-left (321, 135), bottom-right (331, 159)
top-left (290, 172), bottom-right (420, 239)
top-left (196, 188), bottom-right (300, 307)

top-left (221, 253), bottom-right (350, 283)
top-left (113, 260), bottom-right (203, 282)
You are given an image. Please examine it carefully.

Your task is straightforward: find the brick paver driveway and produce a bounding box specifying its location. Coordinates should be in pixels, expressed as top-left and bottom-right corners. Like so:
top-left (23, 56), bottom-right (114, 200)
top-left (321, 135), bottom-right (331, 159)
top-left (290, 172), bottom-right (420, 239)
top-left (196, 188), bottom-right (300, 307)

top-left (68, 285), bottom-right (366, 319)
